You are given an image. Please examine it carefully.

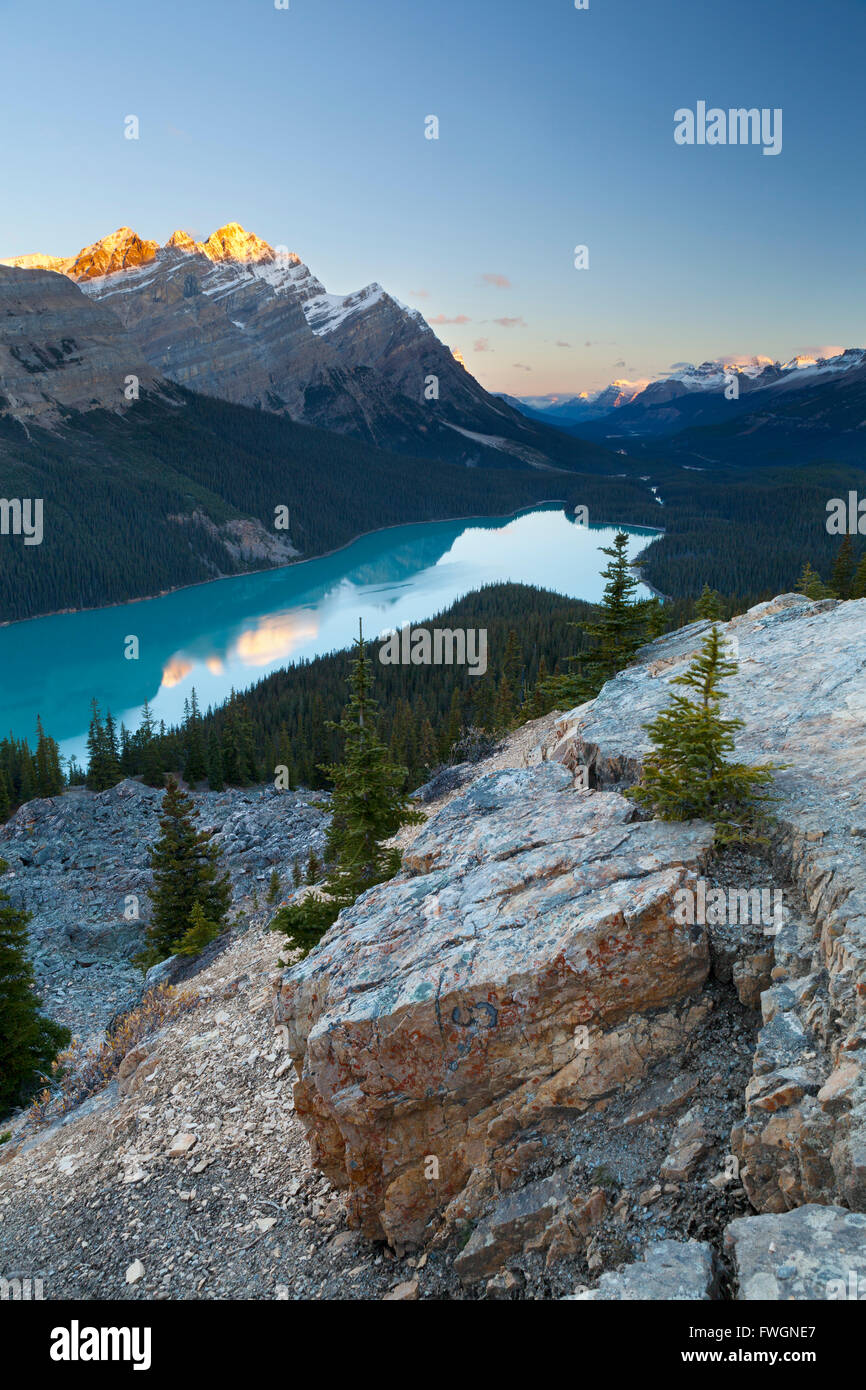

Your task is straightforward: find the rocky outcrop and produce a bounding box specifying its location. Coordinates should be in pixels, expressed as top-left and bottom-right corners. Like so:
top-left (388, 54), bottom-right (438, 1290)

top-left (725, 1204), bottom-right (866, 1299)
top-left (573, 1238), bottom-right (717, 1301)
top-left (276, 593), bottom-right (866, 1277)
top-left (548, 593), bottom-right (866, 1216)
top-left (0, 780), bottom-right (328, 1044)
top-left (0, 265), bottom-right (158, 424)
top-left (275, 760), bottom-right (716, 1249)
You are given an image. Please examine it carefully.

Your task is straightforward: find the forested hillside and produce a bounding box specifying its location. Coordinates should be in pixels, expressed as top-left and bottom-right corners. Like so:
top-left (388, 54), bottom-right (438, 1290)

top-left (0, 388), bottom-right (660, 624)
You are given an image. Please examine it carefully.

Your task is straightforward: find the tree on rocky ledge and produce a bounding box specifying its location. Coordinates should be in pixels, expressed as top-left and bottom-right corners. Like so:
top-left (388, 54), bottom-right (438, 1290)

top-left (135, 778), bottom-right (231, 968)
top-left (626, 624), bottom-right (779, 844)
top-left (533, 531), bottom-right (654, 712)
top-left (0, 858), bottom-right (71, 1116)
top-left (271, 621), bottom-right (423, 958)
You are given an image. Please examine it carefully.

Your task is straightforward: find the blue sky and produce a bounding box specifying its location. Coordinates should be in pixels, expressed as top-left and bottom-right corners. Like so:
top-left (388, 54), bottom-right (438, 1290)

top-left (1, 0), bottom-right (863, 395)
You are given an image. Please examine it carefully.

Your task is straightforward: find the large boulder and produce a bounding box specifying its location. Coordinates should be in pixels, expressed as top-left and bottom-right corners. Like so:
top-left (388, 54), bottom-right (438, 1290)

top-left (725, 1204), bottom-right (866, 1299)
top-left (275, 762), bottom-right (714, 1248)
top-left (573, 1239), bottom-right (717, 1301)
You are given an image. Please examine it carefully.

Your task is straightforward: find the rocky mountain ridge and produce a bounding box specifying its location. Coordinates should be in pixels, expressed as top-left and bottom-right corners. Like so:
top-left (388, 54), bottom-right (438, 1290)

top-left (0, 264), bottom-right (159, 424)
top-left (2, 224), bottom-right (583, 468)
top-left (513, 348), bottom-right (866, 431)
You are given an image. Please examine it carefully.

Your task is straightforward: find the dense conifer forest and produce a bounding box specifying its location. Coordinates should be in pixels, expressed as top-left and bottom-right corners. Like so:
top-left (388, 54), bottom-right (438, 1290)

top-left (0, 389), bottom-right (658, 623)
top-left (3, 378), bottom-right (865, 624)
top-left (1, 521), bottom-right (861, 824)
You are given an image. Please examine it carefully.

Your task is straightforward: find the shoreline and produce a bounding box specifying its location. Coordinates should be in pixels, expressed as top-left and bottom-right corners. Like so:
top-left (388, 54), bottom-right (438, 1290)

top-left (0, 503), bottom-right (664, 630)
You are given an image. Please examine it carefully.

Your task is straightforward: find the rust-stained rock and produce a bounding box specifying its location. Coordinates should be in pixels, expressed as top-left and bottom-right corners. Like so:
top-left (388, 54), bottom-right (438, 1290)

top-left (275, 762), bottom-right (714, 1249)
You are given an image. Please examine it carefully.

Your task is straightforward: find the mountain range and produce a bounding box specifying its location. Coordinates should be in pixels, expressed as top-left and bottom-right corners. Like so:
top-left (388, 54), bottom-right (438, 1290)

top-left (508, 348), bottom-right (866, 438)
top-left (1, 223), bottom-right (605, 472)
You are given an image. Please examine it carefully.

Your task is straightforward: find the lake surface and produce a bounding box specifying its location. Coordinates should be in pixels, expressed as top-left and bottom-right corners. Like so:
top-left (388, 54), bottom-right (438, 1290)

top-left (0, 506), bottom-right (659, 764)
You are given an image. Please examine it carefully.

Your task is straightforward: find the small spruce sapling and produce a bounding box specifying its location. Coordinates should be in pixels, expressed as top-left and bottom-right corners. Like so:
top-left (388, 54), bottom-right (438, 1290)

top-left (626, 624), bottom-right (780, 844)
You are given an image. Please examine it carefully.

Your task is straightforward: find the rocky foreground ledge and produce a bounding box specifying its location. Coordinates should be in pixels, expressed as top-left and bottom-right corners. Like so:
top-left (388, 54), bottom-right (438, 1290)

top-left (276, 594), bottom-right (866, 1296)
top-left (549, 593), bottom-right (866, 1218)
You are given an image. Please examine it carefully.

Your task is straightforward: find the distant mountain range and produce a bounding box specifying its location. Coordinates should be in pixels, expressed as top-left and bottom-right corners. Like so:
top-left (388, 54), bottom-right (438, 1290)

top-left (504, 349), bottom-right (866, 437)
top-left (1, 223), bottom-right (607, 473)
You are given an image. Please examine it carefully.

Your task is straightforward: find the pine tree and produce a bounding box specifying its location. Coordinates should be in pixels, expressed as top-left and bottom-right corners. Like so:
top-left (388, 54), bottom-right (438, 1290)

top-left (272, 622), bottom-right (423, 957)
top-left (66, 756), bottom-right (85, 788)
top-left (0, 858), bottom-right (71, 1115)
top-left (17, 753), bottom-right (35, 805)
top-left (470, 675), bottom-right (496, 730)
top-left (696, 584), bottom-right (722, 620)
top-left (142, 737), bottom-right (165, 789)
top-left (525, 654), bottom-right (552, 719)
top-left (206, 730), bottom-right (224, 792)
top-left (183, 688), bottom-right (208, 786)
top-left (442, 686), bottom-right (464, 758)
top-left (103, 711), bottom-right (122, 786)
top-left (119, 723), bottom-right (135, 776)
top-left (644, 596), bottom-right (667, 641)
top-left (276, 726), bottom-right (295, 789)
top-left (136, 778), bottom-right (231, 967)
top-left (830, 536), bottom-right (855, 600)
top-left (305, 848), bottom-right (320, 884)
top-left (543, 532), bottom-right (652, 708)
top-left (85, 701), bottom-right (122, 791)
top-left (851, 552), bottom-right (866, 600)
top-left (34, 717), bottom-right (64, 797)
top-left (85, 700), bottom-right (104, 790)
top-left (221, 697), bottom-right (242, 786)
top-left (494, 675), bottom-right (515, 728)
top-left (173, 900), bottom-right (221, 958)
top-left (626, 625), bottom-right (779, 844)
top-left (234, 699), bottom-right (259, 784)
top-left (797, 561), bottom-right (832, 600)
top-left (267, 869), bottom-right (281, 903)
top-left (501, 628), bottom-right (522, 697)
top-left (291, 856), bottom-right (303, 889)
top-left (578, 531), bottom-right (649, 691)
top-left (0, 769), bottom-right (11, 823)
top-left (419, 717), bottom-right (439, 774)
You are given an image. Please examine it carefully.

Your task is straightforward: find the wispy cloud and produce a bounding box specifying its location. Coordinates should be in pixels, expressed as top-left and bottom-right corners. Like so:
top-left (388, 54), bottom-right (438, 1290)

top-left (512, 362), bottom-right (532, 371)
top-left (490, 316), bottom-right (525, 328)
top-left (473, 337), bottom-right (493, 352)
top-left (411, 288), bottom-right (431, 298)
top-left (480, 272), bottom-right (511, 288)
top-left (429, 313), bottom-right (471, 324)
top-left (555, 340), bottom-right (571, 348)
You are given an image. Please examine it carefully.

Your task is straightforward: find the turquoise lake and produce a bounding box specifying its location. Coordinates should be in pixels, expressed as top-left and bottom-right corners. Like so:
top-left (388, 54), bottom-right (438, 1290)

top-left (0, 506), bottom-right (660, 764)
